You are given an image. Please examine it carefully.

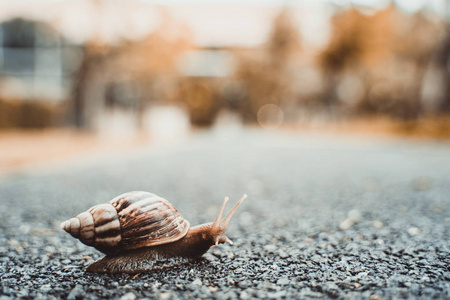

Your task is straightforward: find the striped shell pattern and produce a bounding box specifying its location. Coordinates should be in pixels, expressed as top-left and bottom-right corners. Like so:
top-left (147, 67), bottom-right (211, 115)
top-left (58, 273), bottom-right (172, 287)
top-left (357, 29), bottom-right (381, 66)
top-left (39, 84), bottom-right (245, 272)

top-left (60, 191), bottom-right (190, 254)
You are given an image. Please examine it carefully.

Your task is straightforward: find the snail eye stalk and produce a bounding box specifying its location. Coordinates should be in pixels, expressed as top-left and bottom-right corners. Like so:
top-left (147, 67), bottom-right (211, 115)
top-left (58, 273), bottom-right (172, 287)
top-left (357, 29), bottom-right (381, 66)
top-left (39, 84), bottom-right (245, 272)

top-left (212, 197), bottom-right (229, 230)
top-left (221, 194), bottom-right (247, 230)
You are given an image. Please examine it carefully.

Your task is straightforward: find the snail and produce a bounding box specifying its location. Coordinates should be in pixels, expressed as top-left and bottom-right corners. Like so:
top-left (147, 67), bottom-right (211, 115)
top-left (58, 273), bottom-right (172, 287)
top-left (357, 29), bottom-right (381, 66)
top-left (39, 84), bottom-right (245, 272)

top-left (60, 191), bottom-right (246, 274)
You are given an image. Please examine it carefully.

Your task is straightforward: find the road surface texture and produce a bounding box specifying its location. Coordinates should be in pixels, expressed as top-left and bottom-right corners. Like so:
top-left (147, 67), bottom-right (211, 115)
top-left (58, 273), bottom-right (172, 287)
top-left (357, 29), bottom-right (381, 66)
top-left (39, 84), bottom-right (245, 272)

top-left (1, 128), bottom-right (449, 299)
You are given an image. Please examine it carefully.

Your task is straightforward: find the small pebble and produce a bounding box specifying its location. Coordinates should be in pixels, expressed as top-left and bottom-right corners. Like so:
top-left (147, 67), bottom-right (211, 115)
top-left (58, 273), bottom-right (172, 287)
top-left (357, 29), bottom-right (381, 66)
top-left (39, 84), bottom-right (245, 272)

top-left (372, 220), bottom-right (384, 229)
top-left (277, 278), bottom-right (290, 286)
top-left (407, 227), bottom-right (420, 236)
top-left (192, 278), bottom-right (202, 286)
top-left (39, 285), bottom-right (52, 293)
top-left (67, 285), bottom-right (84, 300)
top-left (340, 209), bottom-right (362, 230)
top-left (120, 292), bottom-right (136, 300)
top-left (159, 292), bottom-right (172, 299)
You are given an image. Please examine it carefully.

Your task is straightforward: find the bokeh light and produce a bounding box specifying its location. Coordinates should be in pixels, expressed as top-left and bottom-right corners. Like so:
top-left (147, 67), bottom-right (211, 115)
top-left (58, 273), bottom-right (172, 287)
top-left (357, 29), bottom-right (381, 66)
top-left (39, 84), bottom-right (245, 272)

top-left (257, 104), bottom-right (284, 129)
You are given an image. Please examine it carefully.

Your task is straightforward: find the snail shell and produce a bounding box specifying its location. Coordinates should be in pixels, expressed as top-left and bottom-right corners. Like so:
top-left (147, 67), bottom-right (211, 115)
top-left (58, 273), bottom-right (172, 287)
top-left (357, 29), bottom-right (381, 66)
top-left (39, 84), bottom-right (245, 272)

top-left (60, 191), bottom-right (190, 254)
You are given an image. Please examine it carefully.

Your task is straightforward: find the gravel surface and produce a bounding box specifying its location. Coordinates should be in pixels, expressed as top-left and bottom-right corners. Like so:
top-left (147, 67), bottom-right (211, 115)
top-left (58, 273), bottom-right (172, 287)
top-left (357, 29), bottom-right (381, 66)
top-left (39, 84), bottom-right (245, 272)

top-left (1, 129), bottom-right (449, 299)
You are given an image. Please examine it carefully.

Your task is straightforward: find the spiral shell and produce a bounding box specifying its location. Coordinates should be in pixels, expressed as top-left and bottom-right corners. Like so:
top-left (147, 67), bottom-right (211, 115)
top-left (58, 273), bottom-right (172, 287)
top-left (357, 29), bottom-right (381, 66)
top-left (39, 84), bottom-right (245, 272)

top-left (60, 191), bottom-right (190, 254)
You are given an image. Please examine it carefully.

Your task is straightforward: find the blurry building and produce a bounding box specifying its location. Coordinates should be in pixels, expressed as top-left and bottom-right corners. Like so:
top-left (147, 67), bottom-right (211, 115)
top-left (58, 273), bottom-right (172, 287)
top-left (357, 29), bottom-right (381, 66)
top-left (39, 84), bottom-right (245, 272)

top-left (0, 18), bottom-right (78, 102)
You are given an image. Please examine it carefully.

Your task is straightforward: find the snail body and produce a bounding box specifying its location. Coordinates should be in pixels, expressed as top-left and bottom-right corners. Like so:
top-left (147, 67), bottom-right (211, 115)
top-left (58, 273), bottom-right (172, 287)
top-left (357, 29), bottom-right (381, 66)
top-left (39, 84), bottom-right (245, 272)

top-left (60, 191), bottom-right (246, 274)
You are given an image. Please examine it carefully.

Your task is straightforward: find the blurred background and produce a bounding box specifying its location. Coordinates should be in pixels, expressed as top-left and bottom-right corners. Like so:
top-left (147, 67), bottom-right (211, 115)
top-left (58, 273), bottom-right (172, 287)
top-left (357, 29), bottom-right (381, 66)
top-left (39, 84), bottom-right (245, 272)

top-left (0, 0), bottom-right (449, 173)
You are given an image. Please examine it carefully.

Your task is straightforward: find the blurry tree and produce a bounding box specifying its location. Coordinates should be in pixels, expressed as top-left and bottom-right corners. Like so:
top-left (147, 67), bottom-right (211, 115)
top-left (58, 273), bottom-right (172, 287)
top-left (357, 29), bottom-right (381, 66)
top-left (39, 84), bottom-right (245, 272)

top-left (234, 8), bottom-right (301, 122)
top-left (112, 12), bottom-right (192, 127)
top-left (384, 11), bottom-right (443, 118)
top-left (434, 23), bottom-right (450, 113)
top-left (70, 8), bottom-right (192, 130)
top-left (71, 42), bottom-right (107, 129)
top-left (319, 5), bottom-right (444, 120)
top-left (443, 0), bottom-right (450, 112)
top-left (318, 6), bottom-right (393, 117)
top-left (176, 77), bottom-right (221, 126)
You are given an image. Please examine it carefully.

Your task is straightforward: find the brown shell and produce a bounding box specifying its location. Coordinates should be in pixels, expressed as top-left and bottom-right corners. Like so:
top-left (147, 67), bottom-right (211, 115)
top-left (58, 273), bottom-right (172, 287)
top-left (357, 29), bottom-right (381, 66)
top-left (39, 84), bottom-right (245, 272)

top-left (61, 191), bottom-right (190, 254)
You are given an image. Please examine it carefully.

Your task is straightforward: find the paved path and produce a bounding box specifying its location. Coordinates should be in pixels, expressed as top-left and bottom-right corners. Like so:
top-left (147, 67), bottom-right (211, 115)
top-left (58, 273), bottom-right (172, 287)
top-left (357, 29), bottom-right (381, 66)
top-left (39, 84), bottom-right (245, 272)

top-left (1, 128), bottom-right (449, 299)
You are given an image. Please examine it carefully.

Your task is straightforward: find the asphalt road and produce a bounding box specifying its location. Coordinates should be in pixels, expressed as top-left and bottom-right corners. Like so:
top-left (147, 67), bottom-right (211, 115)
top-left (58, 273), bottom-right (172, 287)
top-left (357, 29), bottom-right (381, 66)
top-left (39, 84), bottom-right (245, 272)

top-left (1, 128), bottom-right (449, 299)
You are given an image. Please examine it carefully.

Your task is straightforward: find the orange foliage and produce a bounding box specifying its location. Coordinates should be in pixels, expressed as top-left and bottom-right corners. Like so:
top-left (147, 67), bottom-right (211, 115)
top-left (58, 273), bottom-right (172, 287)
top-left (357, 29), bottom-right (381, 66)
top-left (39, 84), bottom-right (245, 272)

top-left (177, 78), bottom-right (221, 126)
top-left (319, 6), bottom-right (394, 72)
